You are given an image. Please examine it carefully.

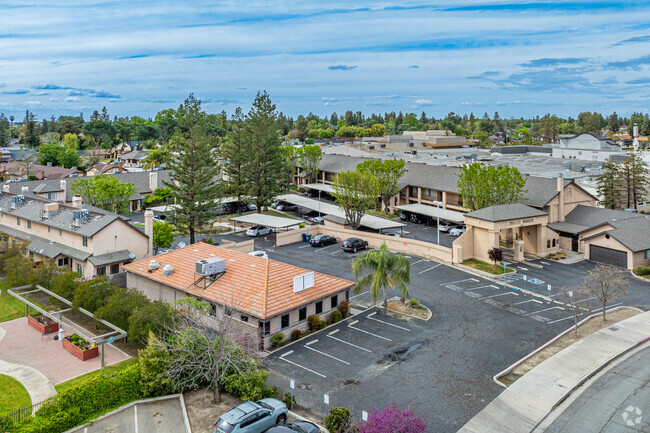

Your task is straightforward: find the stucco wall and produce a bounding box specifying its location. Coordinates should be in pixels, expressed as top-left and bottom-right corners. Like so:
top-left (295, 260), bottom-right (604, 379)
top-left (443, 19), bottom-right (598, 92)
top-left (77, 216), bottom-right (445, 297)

top-left (276, 225), bottom-right (453, 263)
top-left (219, 239), bottom-right (255, 253)
top-left (582, 234), bottom-right (632, 269)
top-left (577, 224), bottom-right (615, 253)
top-left (92, 219), bottom-right (149, 258)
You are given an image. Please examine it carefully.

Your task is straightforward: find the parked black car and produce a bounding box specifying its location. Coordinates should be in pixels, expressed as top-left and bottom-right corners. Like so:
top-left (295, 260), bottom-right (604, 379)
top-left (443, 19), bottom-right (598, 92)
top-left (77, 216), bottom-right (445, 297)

top-left (263, 421), bottom-right (320, 433)
top-left (309, 234), bottom-right (337, 247)
top-left (341, 237), bottom-right (368, 253)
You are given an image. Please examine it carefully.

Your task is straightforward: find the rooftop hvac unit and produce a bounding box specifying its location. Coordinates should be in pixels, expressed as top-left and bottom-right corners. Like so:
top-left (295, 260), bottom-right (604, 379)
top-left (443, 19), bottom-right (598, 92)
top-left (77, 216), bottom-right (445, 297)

top-left (407, 143), bottom-right (414, 147)
top-left (163, 264), bottom-right (174, 277)
top-left (73, 209), bottom-right (90, 220)
top-left (195, 257), bottom-right (225, 276)
top-left (149, 260), bottom-right (159, 270)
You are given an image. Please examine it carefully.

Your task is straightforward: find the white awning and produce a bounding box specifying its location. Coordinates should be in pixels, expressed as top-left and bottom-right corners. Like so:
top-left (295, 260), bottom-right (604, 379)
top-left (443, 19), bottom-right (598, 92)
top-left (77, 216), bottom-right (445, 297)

top-left (395, 203), bottom-right (465, 224)
top-left (302, 183), bottom-right (334, 193)
top-left (148, 197), bottom-right (249, 213)
top-left (229, 213), bottom-right (304, 229)
top-left (276, 194), bottom-right (405, 231)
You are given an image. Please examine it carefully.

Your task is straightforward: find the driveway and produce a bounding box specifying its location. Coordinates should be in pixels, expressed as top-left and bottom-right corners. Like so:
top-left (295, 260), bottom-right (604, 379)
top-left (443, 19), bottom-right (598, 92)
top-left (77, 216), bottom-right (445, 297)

top-left (259, 239), bottom-right (575, 432)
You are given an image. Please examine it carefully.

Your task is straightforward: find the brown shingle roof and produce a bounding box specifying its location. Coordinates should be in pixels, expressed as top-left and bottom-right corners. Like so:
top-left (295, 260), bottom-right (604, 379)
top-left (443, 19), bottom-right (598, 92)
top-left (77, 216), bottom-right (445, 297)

top-left (124, 243), bottom-right (354, 319)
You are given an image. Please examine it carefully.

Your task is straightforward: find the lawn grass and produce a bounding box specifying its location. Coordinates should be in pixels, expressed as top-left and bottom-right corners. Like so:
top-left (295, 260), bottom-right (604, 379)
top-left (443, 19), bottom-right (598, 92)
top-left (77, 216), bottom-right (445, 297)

top-left (367, 210), bottom-right (397, 219)
top-left (463, 259), bottom-right (515, 275)
top-left (0, 374), bottom-right (31, 415)
top-left (54, 358), bottom-right (139, 393)
top-left (0, 283), bottom-right (33, 323)
top-left (262, 210), bottom-right (297, 219)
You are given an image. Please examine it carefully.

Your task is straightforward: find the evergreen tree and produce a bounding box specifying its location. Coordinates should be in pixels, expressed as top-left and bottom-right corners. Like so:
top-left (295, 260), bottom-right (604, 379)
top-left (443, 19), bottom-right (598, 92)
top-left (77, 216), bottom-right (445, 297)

top-left (220, 108), bottom-right (248, 213)
top-left (165, 94), bottom-right (222, 244)
top-left (0, 113), bottom-right (10, 146)
top-left (618, 153), bottom-right (649, 209)
top-left (22, 110), bottom-right (40, 148)
top-left (596, 157), bottom-right (620, 209)
top-left (242, 91), bottom-right (286, 213)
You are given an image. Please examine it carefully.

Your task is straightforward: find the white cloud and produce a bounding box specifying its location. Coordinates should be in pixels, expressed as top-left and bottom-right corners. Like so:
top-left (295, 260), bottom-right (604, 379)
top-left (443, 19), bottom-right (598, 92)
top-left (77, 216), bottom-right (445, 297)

top-left (64, 96), bottom-right (80, 102)
top-left (49, 97), bottom-right (58, 101)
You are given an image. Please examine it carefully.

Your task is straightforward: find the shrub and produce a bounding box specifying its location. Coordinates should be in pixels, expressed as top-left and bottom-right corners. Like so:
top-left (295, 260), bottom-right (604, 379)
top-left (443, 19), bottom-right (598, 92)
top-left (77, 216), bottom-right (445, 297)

top-left (204, 237), bottom-right (214, 245)
top-left (128, 300), bottom-right (177, 344)
top-left (15, 363), bottom-right (144, 433)
top-left (330, 310), bottom-right (342, 324)
top-left (324, 407), bottom-right (354, 433)
top-left (291, 329), bottom-right (302, 341)
top-left (95, 287), bottom-right (149, 332)
top-left (223, 369), bottom-right (277, 401)
top-left (408, 298), bottom-right (422, 309)
top-left (487, 247), bottom-right (503, 265)
top-left (299, 223), bottom-right (305, 228)
top-left (357, 404), bottom-right (427, 433)
top-left (338, 301), bottom-right (351, 318)
top-left (307, 314), bottom-right (321, 332)
top-left (50, 270), bottom-right (81, 300)
top-left (64, 333), bottom-right (93, 351)
top-left (271, 333), bottom-right (285, 348)
top-left (281, 392), bottom-right (296, 409)
top-left (634, 266), bottom-right (650, 276)
top-left (72, 277), bottom-right (116, 312)
top-left (138, 332), bottom-right (175, 397)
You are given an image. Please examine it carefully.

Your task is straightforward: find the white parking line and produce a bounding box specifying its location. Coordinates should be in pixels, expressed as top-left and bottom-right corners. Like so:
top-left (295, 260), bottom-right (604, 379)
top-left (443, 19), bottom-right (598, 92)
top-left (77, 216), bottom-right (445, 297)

top-left (576, 296), bottom-right (598, 304)
top-left (482, 292), bottom-right (519, 299)
top-left (330, 249), bottom-right (344, 255)
top-left (279, 351), bottom-right (326, 378)
top-left (328, 330), bottom-right (372, 352)
top-left (411, 259), bottom-right (429, 265)
top-left (525, 305), bottom-right (565, 316)
top-left (299, 244), bottom-right (312, 248)
top-left (418, 263), bottom-right (442, 274)
top-left (304, 341), bottom-right (350, 365)
top-left (540, 261), bottom-right (551, 265)
top-left (314, 244), bottom-right (337, 252)
top-left (513, 299), bottom-right (537, 305)
top-left (350, 290), bottom-right (369, 299)
top-left (134, 405), bottom-right (138, 433)
top-left (348, 320), bottom-right (391, 341)
top-left (465, 284), bottom-right (499, 291)
top-left (590, 302), bottom-right (622, 312)
top-left (547, 315), bottom-right (575, 325)
top-left (443, 277), bottom-right (479, 285)
top-left (367, 312), bottom-right (411, 331)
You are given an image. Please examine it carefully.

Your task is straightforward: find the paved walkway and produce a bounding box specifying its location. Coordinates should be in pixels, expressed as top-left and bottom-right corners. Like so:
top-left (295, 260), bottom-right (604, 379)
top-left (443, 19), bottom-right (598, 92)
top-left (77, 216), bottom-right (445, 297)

top-left (458, 311), bottom-right (650, 433)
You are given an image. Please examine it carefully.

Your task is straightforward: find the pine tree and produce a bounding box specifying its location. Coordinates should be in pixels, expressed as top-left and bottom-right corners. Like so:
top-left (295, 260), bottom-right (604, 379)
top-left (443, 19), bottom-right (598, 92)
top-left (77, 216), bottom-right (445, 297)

top-left (618, 153), bottom-right (649, 209)
top-left (242, 92), bottom-right (286, 213)
top-left (220, 108), bottom-right (248, 213)
top-left (164, 94), bottom-right (221, 244)
top-left (596, 157), bottom-right (620, 209)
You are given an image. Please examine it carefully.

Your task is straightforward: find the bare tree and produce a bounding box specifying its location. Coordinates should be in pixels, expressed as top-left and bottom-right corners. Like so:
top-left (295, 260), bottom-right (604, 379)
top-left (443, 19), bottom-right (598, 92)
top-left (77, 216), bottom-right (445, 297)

top-left (581, 264), bottom-right (628, 321)
top-left (154, 297), bottom-right (257, 403)
top-left (560, 287), bottom-right (590, 338)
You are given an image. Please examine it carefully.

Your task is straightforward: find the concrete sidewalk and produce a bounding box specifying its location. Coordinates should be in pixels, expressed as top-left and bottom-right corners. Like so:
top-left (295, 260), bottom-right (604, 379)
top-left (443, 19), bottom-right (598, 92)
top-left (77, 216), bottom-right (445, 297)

top-left (458, 310), bottom-right (650, 433)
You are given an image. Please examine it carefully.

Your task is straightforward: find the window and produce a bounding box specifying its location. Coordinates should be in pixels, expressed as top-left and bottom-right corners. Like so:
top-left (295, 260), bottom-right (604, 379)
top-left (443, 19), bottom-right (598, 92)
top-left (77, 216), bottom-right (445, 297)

top-left (76, 263), bottom-right (84, 274)
top-left (96, 266), bottom-right (106, 276)
top-left (552, 239), bottom-right (556, 247)
top-left (281, 314), bottom-right (290, 329)
top-left (331, 295), bottom-right (338, 310)
top-left (264, 322), bottom-right (271, 336)
top-left (27, 220), bottom-right (31, 229)
top-left (646, 250), bottom-right (650, 260)
top-left (57, 257), bottom-right (69, 267)
top-left (547, 240), bottom-right (551, 248)
top-left (315, 301), bottom-right (323, 315)
top-left (47, 192), bottom-right (57, 200)
top-left (48, 226), bottom-right (51, 233)
top-left (82, 236), bottom-right (88, 247)
top-left (299, 307), bottom-right (307, 322)
top-left (110, 263), bottom-right (120, 274)
top-left (59, 229), bottom-right (62, 237)
top-left (241, 315), bottom-right (249, 322)
top-left (16, 217), bottom-right (20, 226)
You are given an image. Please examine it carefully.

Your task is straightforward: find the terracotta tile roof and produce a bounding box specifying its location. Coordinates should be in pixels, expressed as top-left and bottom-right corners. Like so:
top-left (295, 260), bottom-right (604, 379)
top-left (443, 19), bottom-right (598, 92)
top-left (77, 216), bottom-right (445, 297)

top-left (124, 243), bottom-right (354, 319)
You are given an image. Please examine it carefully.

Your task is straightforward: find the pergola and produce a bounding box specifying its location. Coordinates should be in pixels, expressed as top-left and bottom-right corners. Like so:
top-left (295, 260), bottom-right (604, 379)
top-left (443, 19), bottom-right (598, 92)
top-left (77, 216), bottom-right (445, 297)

top-left (228, 213), bottom-right (304, 232)
top-left (8, 284), bottom-right (128, 366)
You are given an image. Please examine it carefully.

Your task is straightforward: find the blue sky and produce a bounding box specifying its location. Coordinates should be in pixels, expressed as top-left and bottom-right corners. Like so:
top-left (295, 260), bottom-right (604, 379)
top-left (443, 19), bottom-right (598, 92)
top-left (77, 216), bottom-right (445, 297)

top-left (1, 0), bottom-right (650, 119)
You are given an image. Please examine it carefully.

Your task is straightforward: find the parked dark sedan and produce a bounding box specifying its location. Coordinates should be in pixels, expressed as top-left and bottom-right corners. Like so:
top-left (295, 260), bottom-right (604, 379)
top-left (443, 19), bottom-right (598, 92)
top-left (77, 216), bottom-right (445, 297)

top-left (341, 237), bottom-right (368, 253)
top-left (264, 421), bottom-right (320, 433)
top-left (309, 234), bottom-right (337, 247)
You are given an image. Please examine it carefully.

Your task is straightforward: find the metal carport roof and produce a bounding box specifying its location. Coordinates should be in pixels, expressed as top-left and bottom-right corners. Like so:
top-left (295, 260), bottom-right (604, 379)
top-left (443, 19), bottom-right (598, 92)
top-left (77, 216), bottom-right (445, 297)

top-left (395, 203), bottom-right (465, 224)
top-left (276, 194), bottom-right (405, 231)
top-left (229, 213), bottom-right (304, 229)
top-left (302, 183), bottom-right (334, 193)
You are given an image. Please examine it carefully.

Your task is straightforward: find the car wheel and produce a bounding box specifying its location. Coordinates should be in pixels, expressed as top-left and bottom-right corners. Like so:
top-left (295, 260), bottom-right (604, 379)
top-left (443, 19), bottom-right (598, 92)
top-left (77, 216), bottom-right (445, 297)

top-left (353, 247), bottom-right (357, 253)
top-left (276, 415), bottom-right (287, 425)
top-left (365, 244), bottom-right (368, 249)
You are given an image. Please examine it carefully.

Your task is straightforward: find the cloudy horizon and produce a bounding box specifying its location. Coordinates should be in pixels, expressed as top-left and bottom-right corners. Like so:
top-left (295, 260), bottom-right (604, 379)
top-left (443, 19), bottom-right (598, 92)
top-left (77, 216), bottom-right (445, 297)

top-left (1, 0), bottom-right (650, 120)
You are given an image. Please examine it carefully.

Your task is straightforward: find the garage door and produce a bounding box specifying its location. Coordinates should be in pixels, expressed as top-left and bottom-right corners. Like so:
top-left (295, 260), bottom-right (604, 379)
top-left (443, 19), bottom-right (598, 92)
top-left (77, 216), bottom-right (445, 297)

top-left (589, 245), bottom-right (627, 268)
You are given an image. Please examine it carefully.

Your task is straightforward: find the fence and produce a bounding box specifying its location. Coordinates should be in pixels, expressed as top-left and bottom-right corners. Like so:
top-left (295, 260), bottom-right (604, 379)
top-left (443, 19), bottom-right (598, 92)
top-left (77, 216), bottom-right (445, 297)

top-left (1, 396), bottom-right (54, 427)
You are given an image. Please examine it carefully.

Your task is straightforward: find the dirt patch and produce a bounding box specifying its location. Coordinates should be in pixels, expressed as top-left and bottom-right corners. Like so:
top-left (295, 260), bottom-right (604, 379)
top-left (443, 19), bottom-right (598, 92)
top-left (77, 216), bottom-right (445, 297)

top-left (500, 307), bottom-right (641, 385)
top-left (387, 300), bottom-right (430, 319)
top-left (183, 389), bottom-right (242, 433)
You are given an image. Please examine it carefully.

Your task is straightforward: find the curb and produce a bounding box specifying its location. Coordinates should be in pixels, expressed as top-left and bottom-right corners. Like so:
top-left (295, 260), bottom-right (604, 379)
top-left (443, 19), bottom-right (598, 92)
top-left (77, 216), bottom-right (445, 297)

top-left (629, 269), bottom-right (650, 282)
top-left (288, 410), bottom-right (329, 433)
top-left (492, 305), bottom-right (645, 388)
top-left (387, 296), bottom-right (432, 321)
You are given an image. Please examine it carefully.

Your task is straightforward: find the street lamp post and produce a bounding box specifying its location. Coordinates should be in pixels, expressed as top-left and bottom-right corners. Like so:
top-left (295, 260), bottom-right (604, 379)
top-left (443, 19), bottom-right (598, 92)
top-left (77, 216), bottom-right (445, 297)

top-left (432, 200), bottom-right (442, 245)
top-left (318, 190), bottom-right (321, 218)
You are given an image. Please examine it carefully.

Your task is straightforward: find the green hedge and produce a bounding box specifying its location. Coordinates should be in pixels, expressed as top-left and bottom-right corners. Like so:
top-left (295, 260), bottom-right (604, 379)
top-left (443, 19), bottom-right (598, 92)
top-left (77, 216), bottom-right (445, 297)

top-left (14, 363), bottom-right (144, 433)
top-left (634, 266), bottom-right (650, 276)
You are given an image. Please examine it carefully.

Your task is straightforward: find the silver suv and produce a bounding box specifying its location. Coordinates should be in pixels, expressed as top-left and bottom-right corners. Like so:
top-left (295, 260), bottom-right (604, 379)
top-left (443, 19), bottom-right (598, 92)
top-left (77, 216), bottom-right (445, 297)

top-left (214, 399), bottom-right (288, 433)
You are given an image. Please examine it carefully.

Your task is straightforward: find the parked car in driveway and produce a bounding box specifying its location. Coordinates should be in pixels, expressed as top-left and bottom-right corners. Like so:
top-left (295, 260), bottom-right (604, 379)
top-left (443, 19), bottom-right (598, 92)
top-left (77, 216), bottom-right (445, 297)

top-left (449, 225), bottom-right (466, 236)
top-left (263, 421), bottom-right (320, 433)
top-left (214, 399), bottom-right (288, 433)
top-left (246, 226), bottom-right (273, 237)
top-left (438, 222), bottom-right (456, 232)
top-left (341, 237), bottom-right (368, 253)
top-left (272, 201), bottom-right (298, 211)
top-left (310, 234), bottom-right (337, 247)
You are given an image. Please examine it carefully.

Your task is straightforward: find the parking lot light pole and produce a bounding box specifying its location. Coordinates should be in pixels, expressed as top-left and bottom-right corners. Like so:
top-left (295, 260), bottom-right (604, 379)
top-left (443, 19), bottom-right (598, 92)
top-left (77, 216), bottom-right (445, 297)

top-left (318, 190), bottom-right (321, 218)
top-left (432, 200), bottom-right (442, 245)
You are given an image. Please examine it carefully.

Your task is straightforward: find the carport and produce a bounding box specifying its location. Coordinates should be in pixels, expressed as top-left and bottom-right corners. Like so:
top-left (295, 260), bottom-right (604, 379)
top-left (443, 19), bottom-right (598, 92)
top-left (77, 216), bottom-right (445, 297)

top-left (275, 194), bottom-right (405, 233)
top-left (395, 203), bottom-right (465, 225)
top-left (229, 213), bottom-right (304, 234)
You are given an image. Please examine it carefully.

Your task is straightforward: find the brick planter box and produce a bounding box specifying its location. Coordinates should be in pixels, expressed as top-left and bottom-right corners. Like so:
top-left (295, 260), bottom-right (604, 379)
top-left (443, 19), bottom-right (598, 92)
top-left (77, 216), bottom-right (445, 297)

top-left (27, 315), bottom-right (59, 334)
top-left (62, 338), bottom-right (99, 361)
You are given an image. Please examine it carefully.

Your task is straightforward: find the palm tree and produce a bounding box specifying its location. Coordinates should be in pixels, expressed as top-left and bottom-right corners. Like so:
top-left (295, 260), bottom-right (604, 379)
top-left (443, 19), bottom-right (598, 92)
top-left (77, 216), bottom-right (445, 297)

top-left (351, 242), bottom-right (411, 310)
top-left (143, 146), bottom-right (171, 170)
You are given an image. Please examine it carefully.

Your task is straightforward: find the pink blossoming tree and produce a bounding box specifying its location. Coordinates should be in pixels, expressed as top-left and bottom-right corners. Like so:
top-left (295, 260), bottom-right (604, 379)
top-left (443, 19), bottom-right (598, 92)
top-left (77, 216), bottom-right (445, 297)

top-left (357, 403), bottom-right (426, 433)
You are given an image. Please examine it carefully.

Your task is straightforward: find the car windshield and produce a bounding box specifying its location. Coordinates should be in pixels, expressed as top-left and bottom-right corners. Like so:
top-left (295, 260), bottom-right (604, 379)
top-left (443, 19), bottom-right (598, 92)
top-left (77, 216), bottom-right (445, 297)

top-left (313, 235), bottom-right (324, 240)
top-left (215, 419), bottom-right (235, 433)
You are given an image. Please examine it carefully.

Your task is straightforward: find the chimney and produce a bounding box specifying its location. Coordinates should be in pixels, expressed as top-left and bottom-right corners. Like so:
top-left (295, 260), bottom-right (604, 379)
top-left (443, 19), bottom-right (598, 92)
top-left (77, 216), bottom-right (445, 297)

top-left (144, 210), bottom-right (154, 257)
top-left (21, 186), bottom-right (28, 193)
top-left (59, 179), bottom-right (67, 203)
top-left (2, 184), bottom-right (9, 193)
top-left (149, 171), bottom-right (158, 193)
top-left (72, 195), bottom-right (83, 208)
top-left (556, 174), bottom-right (565, 222)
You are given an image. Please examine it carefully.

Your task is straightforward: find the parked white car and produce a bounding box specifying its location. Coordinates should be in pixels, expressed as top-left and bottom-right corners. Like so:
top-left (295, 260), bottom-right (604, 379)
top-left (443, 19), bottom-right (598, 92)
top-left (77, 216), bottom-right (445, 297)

top-left (246, 226), bottom-right (273, 237)
top-left (450, 225), bottom-right (466, 236)
top-left (438, 222), bottom-right (455, 232)
top-left (248, 251), bottom-right (269, 259)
